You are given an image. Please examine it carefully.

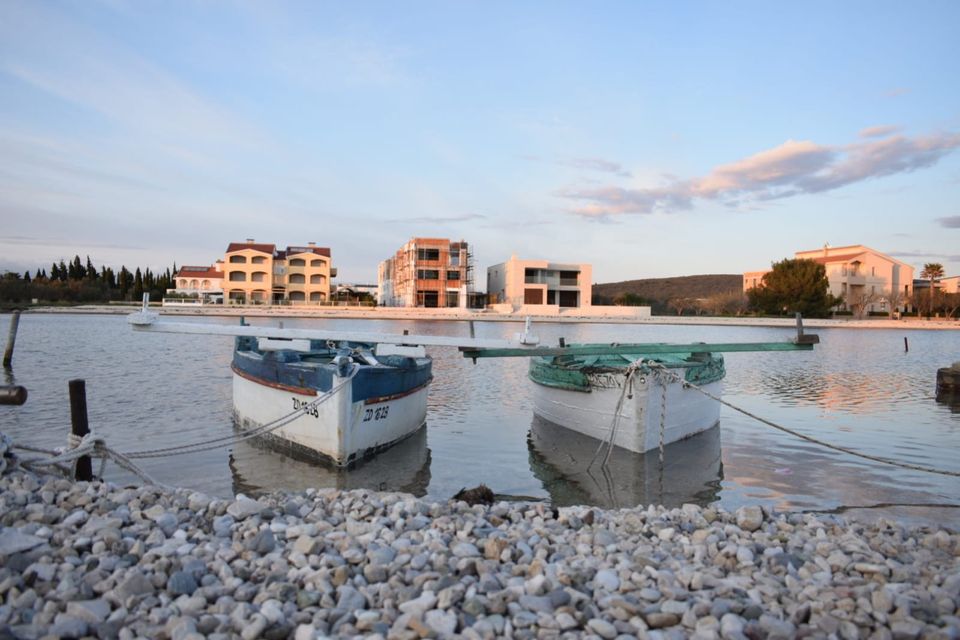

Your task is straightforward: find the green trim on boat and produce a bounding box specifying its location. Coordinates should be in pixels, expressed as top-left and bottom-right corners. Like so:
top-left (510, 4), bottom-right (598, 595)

top-left (528, 350), bottom-right (726, 393)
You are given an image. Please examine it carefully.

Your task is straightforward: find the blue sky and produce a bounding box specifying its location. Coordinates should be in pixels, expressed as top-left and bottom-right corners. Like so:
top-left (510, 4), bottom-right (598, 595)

top-left (1, 1), bottom-right (958, 284)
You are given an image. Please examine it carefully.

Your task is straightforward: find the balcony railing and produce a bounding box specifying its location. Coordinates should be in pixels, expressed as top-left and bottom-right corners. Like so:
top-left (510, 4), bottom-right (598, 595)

top-left (559, 278), bottom-right (579, 286)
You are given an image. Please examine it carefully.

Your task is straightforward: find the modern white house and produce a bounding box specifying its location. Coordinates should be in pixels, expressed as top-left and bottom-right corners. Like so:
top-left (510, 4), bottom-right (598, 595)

top-left (744, 244), bottom-right (914, 313)
top-left (487, 256), bottom-right (592, 310)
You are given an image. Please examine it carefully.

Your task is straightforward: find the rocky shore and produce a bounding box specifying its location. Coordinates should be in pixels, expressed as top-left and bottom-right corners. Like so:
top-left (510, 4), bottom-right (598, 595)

top-left (1, 451), bottom-right (959, 639)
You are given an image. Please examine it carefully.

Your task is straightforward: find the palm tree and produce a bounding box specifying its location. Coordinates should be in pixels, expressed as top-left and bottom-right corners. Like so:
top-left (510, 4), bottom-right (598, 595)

top-left (920, 262), bottom-right (945, 314)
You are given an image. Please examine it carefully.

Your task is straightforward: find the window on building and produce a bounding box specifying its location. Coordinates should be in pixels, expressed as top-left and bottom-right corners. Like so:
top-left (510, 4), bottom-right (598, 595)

top-left (449, 247), bottom-right (461, 266)
top-left (289, 291), bottom-right (306, 302)
top-left (417, 248), bottom-right (440, 261)
top-left (309, 292), bottom-right (325, 302)
top-left (310, 274), bottom-right (326, 285)
top-left (417, 291), bottom-right (439, 307)
top-left (446, 291), bottom-right (459, 307)
top-left (447, 271), bottom-right (460, 281)
top-left (310, 259), bottom-right (326, 268)
top-left (559, 290), bottom-right (579, 307)
top-left (251, 272), bottom-right (267, 282)
top-left (228, 272), bottom-right (246, 282)
top-left (289, 258), bottom-right (306, 267)
top-left (229, 255), bottom-right (247, 264)
top-left (417, 269), bottom-right (440, 280)
top-left (289, 273), bottom-right (306, 284)
top-left (251, 256), bottom-right (267, 264)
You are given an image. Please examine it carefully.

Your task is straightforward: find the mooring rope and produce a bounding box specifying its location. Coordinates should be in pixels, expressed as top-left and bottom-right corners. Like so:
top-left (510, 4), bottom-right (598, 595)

top-left (644, 360), bottom-right (960, 479)
top-left (122, 363), bottom-right (358, 459)
top-left (9, 364), bottom-right (360, 485)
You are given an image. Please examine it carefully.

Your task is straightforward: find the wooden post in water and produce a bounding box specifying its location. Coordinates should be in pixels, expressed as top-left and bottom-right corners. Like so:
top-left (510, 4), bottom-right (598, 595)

top-left (3, 310), bottom-right (20, 367)
top-left (904, 337), bottom-right (909, 352)
top-left (68, 379), bottom-right (93, 482)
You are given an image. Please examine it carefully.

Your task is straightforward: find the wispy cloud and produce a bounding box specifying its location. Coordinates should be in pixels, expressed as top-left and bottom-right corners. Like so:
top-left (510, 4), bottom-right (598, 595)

top-left (889, 250), bottom-right (960, 262)
top-left (383, 213), bottom-right (486, 224)
top-left (937, 215), bottom-right (960, 228)
top-left (523, 154), bottom-right (632, 177)
top-left (860, 125), bottom-right (901, 138)
top-left (884, 87), bottom-right (911, 98)
top-left (558, 130), bottom-right (960, 219)
top-left (0, 3), bottom-right (263, 149)
top-left (567, 157), bottom-right (632, 177)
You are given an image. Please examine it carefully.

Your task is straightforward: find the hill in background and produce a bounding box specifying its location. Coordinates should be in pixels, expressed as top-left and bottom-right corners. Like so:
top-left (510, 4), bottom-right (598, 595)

top-left (593, 274), bottom-right (744, 313)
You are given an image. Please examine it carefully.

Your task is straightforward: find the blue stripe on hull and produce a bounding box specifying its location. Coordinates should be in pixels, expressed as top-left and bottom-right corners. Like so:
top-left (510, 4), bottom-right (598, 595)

top-left (232, 338), bottom-right (433, 402)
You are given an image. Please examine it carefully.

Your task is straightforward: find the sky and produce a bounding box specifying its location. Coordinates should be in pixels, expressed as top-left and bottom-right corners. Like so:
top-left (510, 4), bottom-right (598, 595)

top-left (1, 1), bottom-right (959, 285)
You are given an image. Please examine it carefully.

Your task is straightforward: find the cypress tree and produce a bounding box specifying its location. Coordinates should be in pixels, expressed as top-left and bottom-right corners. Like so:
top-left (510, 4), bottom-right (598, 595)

top-left (51, 263), bottom-right (60, 281)
top-left (133, 268), bottom-right (144, 300)
top-left (58, 260), bottom-right (68, 282)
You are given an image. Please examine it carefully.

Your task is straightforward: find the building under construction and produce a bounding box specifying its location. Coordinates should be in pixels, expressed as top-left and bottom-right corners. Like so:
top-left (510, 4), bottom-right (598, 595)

top-left (378, 238), bottom-right (474, 307)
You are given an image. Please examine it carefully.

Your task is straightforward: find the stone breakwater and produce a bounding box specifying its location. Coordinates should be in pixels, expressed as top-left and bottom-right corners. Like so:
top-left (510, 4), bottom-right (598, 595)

top-left (1, 470), bottom-right (959, 639)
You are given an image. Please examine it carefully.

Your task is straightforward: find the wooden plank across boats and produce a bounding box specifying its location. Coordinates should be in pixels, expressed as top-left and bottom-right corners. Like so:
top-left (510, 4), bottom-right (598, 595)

top-left (129, 310), bottom-right (818, 358)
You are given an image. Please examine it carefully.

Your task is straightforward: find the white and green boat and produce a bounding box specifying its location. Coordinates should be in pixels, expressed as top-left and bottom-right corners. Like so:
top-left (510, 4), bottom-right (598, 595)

top-left (459, 316), bottom-right (818, 456)
top-left (528, 351), bottom-right (726, 453)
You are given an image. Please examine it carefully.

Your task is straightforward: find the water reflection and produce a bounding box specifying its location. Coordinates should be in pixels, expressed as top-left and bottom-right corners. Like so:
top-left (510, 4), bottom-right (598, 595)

top-left (229, 426), bottom-right (431, 497)
top-left (935, 390), bottom-right (960, 414)
top-left (527, 416), bottom-right (723, 509)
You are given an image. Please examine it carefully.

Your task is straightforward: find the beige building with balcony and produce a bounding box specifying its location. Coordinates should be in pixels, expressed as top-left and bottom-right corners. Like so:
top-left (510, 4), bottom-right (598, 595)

top-left (487, 256), bottom-right (592, 309)
top-left (222, 239), bottom-right (335, 305)
top-left (744, 244), bottom-right (914, 313)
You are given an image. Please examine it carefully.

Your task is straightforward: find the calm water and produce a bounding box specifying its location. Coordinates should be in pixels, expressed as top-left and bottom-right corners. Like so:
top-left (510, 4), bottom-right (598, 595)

top-left (2, 313), bottom-right (959, 527)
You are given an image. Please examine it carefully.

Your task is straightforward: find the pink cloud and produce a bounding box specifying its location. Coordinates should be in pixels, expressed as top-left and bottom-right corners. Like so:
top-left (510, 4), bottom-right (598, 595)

top-left (559, 129), bottom-right (960, 218)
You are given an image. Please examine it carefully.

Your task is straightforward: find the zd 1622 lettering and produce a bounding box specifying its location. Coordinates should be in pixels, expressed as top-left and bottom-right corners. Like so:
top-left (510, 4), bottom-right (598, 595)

top-left (363, 405), bottom-right (390, 422)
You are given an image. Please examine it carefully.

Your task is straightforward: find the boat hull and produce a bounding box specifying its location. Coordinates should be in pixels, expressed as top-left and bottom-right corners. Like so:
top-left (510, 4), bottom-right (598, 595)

top-left (232, 366), bottom-right (429, 466)
top-left (530, 364), bottom-right (722, 454)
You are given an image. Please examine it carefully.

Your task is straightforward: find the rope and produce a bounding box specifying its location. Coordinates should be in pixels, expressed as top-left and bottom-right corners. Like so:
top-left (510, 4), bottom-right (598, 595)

top-left (589, 361), bottom-right (644, 469)
top-left (122, 363), bottom-right (358, 459)
top-left (644, 361), bottom-right (960, 479)
top-left (8, 364), bottom-right (361, 486)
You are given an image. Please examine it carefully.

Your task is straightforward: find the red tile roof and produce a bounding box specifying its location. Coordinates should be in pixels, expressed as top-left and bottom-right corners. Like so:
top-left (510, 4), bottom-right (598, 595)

top-left (806, 252), bottom-right (866, 265)
top-left (226, 242), bottom-right (276, 254)
top-left (177, 267), bottom-right (221, 278)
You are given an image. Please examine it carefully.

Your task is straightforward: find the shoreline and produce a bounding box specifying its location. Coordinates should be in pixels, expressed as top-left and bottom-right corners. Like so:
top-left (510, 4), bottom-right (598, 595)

top-left (1, 449), bottom-right (957, 639)
top-left (11, 304), bottom-right (960, 330)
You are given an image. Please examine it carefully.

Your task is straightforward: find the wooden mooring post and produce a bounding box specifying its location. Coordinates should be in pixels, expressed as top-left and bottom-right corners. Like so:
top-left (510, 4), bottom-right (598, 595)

top-left (68, 379), bottom-right (93, 481)
top-left (3, 310), bottom-right (20, 367)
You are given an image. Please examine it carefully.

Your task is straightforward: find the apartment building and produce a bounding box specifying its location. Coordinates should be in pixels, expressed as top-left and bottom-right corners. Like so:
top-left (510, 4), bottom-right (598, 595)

top-left (222, 239), bottom-right (335, 305)
top-left (174, 262), bottom-right (224, 300)
top-left (378, 238), bottom-right (473, 307)
top-left (744, 244), bottom-right (914, 313)
top-left (487, 256), bottom-right (592, 309)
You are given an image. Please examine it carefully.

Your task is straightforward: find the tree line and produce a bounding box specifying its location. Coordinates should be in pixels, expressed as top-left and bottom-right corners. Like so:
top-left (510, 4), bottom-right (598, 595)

top-left (594, 259), bottom-right (959, 319)
top-left (0, 255), bottom-right (177, 305)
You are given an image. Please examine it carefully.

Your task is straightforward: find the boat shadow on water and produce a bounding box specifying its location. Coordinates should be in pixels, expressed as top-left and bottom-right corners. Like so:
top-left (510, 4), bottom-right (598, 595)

top-left (228, 425), bottom-right (432, 497)
top-left (527, 415), bottom-right (724, 510)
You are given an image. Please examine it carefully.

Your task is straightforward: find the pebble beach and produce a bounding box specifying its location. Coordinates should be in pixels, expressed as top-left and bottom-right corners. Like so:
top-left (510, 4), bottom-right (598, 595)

top-left (2, 437), bottom-right (959, 640)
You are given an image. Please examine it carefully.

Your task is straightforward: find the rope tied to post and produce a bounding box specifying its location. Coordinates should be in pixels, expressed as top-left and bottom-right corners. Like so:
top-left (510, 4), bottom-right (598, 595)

top-left (8, 363), bottom-right (361, 486)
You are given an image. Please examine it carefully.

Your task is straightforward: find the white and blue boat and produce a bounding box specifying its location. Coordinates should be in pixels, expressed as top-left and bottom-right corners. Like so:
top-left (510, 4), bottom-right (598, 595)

top-left (231, 335), bottom-right (432, 465)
